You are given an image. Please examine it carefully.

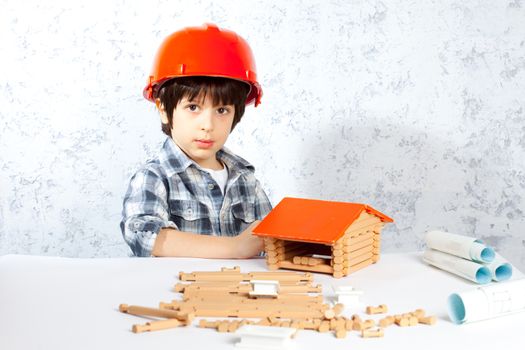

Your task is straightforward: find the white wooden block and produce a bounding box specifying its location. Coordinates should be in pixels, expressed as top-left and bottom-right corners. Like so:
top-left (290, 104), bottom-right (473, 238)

top-left (311, 254), bottom-right (331, 259)
top-left (249, 280), bottom-right (280, 298)
top-left (235, 325), bottom-right (296, 350)
top-left (333, 285), bottom-right (363, 306)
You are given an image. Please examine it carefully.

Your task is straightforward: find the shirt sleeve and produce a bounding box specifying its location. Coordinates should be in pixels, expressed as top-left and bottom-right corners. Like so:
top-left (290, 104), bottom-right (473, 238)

top-left (253, 179), bottom-right (273, 220)
top-left (120, 168), bottom-right (178, 257)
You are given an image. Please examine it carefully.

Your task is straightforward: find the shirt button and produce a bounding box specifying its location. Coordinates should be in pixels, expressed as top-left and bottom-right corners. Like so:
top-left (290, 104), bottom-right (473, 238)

top-left (186, 208), bottom-right (193, 215)
top-left (208, 184), bottom-right (215, 190)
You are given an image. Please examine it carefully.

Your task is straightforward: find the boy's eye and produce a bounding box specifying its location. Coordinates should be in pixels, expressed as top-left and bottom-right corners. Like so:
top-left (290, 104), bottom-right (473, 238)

top-left (217, 107), bottom-right (230, 114)
top-left (187, 104), bottom-right (198, 111)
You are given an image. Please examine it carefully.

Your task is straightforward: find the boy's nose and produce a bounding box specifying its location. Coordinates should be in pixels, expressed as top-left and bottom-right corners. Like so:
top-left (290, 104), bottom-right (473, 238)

top-left (199, 110), bottom-right (214, 132)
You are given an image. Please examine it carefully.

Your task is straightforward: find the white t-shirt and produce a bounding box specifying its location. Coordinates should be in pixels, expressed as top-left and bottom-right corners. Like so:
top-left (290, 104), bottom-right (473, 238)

top-left (205, 164), bottom-right (229, 194)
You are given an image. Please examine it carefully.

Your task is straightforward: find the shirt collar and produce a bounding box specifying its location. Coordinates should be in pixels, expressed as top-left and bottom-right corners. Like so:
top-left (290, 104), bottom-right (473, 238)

top-left (159, 137), bottom-right (255, 177)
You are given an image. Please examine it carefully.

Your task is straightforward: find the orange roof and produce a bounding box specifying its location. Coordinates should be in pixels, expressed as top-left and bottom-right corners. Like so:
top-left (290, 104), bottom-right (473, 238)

top-left (253, 197), bottom-right (393, 245)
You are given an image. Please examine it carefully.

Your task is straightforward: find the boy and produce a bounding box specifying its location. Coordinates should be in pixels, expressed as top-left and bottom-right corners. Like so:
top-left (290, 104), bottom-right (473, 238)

top-left (120, 24), bottom-right (272, 258)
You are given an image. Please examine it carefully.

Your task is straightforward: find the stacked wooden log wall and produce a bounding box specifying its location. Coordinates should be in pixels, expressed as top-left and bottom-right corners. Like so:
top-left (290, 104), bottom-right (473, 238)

top-left (332, 211), bottom-right (384, 278)
top-left (262, 211), bottom-right (386, 278)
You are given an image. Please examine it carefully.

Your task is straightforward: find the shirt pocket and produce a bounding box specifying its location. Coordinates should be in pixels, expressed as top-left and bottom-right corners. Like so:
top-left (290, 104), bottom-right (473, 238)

top-left (231, 201), bottom-right (256, 225)
top-left (169, 199), bottom-right (212, 234)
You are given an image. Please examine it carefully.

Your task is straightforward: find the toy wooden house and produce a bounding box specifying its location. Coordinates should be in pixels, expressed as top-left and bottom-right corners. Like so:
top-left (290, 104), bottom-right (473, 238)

top-left (253, 197), bottom-right (394, 278)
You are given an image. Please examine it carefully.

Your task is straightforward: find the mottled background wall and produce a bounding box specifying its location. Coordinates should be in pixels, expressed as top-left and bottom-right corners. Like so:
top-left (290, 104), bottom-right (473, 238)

top-left (1, 0), bottom-right (524, 270)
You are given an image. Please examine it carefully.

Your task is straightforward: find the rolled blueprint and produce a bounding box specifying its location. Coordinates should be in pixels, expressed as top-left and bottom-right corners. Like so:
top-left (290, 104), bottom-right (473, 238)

top-left (448, 278), bottom-right (525, 324)
top-left (485, 253), bottom-right (513, 282)
top-left (425, 230), bottom-right (495, 263)
top-left (423, 249), bottom-right (492, 284)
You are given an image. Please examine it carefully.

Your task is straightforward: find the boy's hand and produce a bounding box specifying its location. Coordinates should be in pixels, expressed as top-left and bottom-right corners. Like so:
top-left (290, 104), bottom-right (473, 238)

top-left (233, 220), bottom-right (264, 259)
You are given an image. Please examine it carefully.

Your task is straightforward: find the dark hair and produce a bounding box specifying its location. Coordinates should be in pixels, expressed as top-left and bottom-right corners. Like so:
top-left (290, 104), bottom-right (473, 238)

top-left (156, 76), bottom-right (250, 136)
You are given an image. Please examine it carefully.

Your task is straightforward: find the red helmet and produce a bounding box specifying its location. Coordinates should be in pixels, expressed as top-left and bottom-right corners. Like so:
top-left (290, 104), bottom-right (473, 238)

top-left (144, 23), bottom-right (262, 106)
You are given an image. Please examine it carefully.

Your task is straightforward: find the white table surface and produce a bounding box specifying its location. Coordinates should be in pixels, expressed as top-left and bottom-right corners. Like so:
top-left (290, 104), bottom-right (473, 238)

top-left (1, 252), bottom-right (524, 350)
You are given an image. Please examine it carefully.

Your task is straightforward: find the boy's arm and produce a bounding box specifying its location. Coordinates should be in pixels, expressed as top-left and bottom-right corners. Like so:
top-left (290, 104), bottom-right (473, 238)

top-left (153, 178), bottom-right (271, 258)
top-left (152, 221), bottom-right (262, 258)
top-left (121, 168), bottom-right (177, 257)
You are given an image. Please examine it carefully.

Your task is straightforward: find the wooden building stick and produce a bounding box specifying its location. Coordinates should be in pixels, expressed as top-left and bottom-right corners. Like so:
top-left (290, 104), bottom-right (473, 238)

top-left (361, 327), bottom-right (384, 338)
top-left (352, 211), bottom-right (374, 223)
top-left (292, 256), bottom-right (325, 266)
top-left (175, 302), bottom-right (328, 315)
top-left (176, 295), bottom-right (324, 306)
top-left (345, 318), bottom-right (353, 331)
top-left (418, 316), bottom-right (437, 325)
top-left (394, 317), bottom-right (409, 327)
top-left (343, 231), bottom-right (374, 245)
top-left (266, 256), bottom-right (281, 265)
top-left (293, 319), bottom-right (319, 331)
top-left (181, 293), bottom-right (324, 304)
top-left (266, 250), bottom-right (280, 258)
top-left (378, 316), bottom-right (395, 327)
top-left (279, 247), bottom-right (312, 261)
top-left (307, 257), bottom-right (326, 266)
top-left (264, 240), bottom-right (283, 250)
top-left (411, 309), bottom-right (425, 318)
top-left (335, 327), bottom-right (347, 339)
top-left (323, 308), bottom-right (337, 320)
top-left (179, 274), bottom-right (244, 283)
top-left (119, 304), bottom-right (193, 322)
top-left (362, 319), bottom-right (376, 330)
top-left (219, 267), bottom-right (239, 272)
top-left (353, 320), bottom-right (364, 331)
top-left (177, 307), bottom-right (325, 319)
top-left (318, 321), bottom-right (330, 333)
top-left (278, 261), bottom-right (334, 274)
top-left (332, 303), bottom-right (344, 316)
top-left (292, 256), bottom-right (302, 265)
top-left (343, 258), bottom-right (373, 275)
top-left (335, 317), bottom-right (346, 330)
top-left (174, 282), bottom-right (322, 295)
top-left (344, 218), bottom-right (381, 235)
top-left (366, 304), bottom-right (388, 315)
top-left (332, 255), bottom-right (345, 264)
top-left (352, 314), bottom-right (363, 331)
top-left (332, 248), bottom-right (343, 257)
top-left (332, 263), bottom-right (344, 272)
top-left (174, 281), bottom-right (242, 292)
top-left (179, 271), bottom-right (313, 283)
top-left (333, 271), bottom-right (345, 279)
top-left (217, 321), bottom-right (230, 332)
top-left (132, 318), bottom-right (185, 333)
top-left (265, 244), bottom-right (283, 253)
top-left (290, 320), bottom-right (304, 330)
top-left (207, 319), bottom-right (253, 333)
top-left (199, 319), bottom-right (221, 329)
top-left (344, 238), bottom-right (374, 253)
top-left (344, 252), bottom-right (374, 268)
top-left (267, 263), bottom-right (280, 271)
top-left (346, 245), bottom-right (374, 260)
top-left (159, 300), bottom-right (182, 310)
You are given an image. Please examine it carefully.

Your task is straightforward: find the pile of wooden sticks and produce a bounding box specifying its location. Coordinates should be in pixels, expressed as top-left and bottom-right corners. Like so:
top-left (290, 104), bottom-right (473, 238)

top-left (119, 266), bottom-right (436, 338)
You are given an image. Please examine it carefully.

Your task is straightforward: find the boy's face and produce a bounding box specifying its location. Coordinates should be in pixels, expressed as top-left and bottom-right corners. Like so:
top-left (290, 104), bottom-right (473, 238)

top-left (159, 94), bottom-right (235, 170)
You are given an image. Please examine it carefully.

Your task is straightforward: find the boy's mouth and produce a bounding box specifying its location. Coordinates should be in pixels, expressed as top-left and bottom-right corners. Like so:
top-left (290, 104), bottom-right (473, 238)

top-left (195, 139), bottom-right (215, 149)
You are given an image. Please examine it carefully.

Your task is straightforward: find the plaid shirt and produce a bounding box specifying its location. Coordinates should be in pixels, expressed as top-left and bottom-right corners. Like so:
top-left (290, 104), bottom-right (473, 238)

top-left (120, 138), bottom-right (273, 257)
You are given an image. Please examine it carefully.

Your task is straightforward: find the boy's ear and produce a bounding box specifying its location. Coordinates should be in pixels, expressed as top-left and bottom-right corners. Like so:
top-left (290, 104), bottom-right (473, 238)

top-left (155, 98), bottom-right (169, 124)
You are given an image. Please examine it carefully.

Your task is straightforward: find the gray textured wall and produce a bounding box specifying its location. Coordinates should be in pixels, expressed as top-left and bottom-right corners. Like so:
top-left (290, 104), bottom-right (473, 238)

top-left (1, 1), bottom-right (524, 270)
